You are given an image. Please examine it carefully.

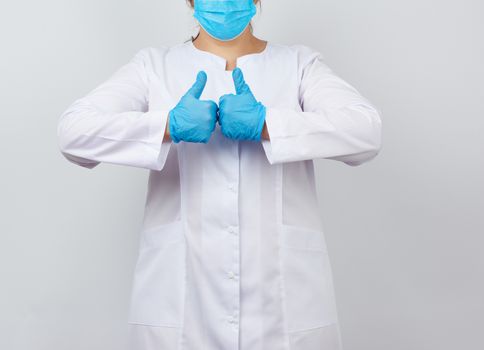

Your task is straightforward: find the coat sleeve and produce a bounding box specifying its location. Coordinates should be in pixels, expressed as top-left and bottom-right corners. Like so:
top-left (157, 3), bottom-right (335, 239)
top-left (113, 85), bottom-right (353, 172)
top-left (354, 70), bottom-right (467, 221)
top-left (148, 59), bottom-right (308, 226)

top-left (56, 48), bottom-right (173, 171)
top-left (261, 46), bottom-right (382, 166)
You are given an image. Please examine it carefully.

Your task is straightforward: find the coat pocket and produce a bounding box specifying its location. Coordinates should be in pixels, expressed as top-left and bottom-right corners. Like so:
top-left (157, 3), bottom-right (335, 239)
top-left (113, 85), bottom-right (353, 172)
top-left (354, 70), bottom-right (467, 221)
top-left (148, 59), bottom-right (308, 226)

top-left (128, 220), bottom-right (185, 327)
top-left (280, 224), bottom-right (338, 332)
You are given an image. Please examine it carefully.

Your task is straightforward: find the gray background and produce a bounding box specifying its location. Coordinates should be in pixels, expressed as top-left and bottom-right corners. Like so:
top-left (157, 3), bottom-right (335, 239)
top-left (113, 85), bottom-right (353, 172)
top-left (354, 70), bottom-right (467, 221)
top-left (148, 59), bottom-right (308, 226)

top-left (1, 0), bottom-right (483, 349)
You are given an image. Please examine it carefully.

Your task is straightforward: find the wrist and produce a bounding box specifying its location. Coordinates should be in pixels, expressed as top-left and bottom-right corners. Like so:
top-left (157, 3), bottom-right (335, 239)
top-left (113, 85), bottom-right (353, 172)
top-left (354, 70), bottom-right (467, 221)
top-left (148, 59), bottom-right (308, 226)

top-left (261, 122), bottom-right (270, 140)
top-left (163, 113), bottom-right (172, 141)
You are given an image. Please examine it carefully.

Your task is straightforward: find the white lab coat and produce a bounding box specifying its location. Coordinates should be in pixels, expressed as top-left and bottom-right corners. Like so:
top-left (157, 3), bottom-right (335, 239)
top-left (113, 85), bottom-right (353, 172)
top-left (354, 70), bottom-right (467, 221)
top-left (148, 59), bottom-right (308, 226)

top-left (57, 40), bottom-right (382, 350)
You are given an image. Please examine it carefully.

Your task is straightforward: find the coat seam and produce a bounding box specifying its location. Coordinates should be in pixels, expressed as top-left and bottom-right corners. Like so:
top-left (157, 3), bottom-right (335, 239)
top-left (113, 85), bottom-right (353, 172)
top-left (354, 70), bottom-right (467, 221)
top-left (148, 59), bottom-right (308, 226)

top-left (276, 163), bottom-right (292, 350)
top-left (127, 322), bottom-right (182, 328)
top-left (178, 146), bottom-right (188, 350)
top-left (287, 322), bottom-right (337, 334)
top-left (80, 133), bottom-right (160, 145)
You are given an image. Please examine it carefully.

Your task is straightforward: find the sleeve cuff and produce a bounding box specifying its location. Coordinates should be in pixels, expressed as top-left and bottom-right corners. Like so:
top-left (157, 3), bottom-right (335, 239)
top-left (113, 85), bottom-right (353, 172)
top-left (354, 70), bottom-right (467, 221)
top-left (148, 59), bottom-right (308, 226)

top-left (261, 107), bottom-right (287, 165)
top-left (146, 109), bottom-right (173, 171)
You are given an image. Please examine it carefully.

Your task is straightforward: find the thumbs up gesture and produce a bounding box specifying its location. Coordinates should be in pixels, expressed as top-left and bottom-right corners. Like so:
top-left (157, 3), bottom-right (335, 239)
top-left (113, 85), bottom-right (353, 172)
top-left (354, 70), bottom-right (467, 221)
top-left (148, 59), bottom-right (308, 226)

top-left (169, 71), bottom-right (218, 143)
top-left (218, 68), bottom-right (266, 141)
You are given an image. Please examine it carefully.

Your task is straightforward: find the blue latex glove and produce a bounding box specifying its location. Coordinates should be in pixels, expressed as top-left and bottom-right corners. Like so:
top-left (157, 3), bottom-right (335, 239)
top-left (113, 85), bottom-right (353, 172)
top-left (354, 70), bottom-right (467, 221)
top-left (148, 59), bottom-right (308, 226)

top-left (218, 67), bottom-right (266, 141)
top-left (169, 71), bottom-right (218, 143)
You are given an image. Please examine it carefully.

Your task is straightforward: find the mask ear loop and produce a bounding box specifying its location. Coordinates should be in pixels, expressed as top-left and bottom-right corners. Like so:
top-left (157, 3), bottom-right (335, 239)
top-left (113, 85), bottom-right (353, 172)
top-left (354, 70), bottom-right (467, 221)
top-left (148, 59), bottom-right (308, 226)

top-left (184, 19), bottom-right (201, 43)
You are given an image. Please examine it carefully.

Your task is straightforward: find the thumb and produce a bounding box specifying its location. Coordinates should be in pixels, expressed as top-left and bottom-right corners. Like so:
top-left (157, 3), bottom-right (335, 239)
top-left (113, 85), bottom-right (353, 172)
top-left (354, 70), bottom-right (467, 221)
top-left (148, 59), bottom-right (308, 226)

top-left (186, 71), bottom-right (207, 99)
top-left (232, 67), bottom-right (251, 95)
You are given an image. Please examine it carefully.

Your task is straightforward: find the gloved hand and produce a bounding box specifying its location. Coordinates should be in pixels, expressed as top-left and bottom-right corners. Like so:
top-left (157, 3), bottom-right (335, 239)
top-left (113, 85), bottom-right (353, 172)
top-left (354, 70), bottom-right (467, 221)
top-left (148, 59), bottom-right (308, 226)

top-left (169, 71), bottom-right (218, 143)
top-left (218, 67), bottom-right (266, 141)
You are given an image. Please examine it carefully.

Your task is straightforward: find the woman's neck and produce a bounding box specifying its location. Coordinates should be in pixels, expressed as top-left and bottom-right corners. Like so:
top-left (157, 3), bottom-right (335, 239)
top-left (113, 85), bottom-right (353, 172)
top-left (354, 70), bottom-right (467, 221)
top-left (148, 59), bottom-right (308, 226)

top-left (192, 27), bottom-right (267, 70)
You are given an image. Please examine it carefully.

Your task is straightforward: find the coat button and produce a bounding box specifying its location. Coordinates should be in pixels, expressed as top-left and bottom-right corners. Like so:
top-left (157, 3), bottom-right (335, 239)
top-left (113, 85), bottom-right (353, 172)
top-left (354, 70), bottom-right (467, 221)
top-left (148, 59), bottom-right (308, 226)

top-left (227, 271), bottom-right (238, 280)
top-left (227, 226), bottom-right (237, 234)
top-left (228, 183), bottom-right (237, 192)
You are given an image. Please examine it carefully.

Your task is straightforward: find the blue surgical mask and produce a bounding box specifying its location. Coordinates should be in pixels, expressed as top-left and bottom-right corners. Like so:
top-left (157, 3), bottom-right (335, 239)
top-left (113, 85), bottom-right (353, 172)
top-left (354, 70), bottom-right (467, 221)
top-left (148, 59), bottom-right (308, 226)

top-left (193, 0), bottom-right (257, 41)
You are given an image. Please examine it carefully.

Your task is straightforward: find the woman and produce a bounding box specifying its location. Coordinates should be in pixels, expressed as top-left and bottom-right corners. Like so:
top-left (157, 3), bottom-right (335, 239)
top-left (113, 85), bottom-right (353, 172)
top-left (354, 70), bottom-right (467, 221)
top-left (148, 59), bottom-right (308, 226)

top-left (57, 0), bottom-right (382, 349)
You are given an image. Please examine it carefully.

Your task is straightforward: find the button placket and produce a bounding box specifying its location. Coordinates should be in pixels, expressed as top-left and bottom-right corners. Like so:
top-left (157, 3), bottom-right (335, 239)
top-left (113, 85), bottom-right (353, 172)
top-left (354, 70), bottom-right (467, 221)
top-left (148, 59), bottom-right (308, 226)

top-left (228, 183), bottom-right (237, 193)
top-left (227, 225), bottom-right (238, 235)
top-left (227, 311), bottom-right (239, 326)
top-left (222, 142), bottom-right (241, 339)
top-left (227, 270), bottom-right (238, 280)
